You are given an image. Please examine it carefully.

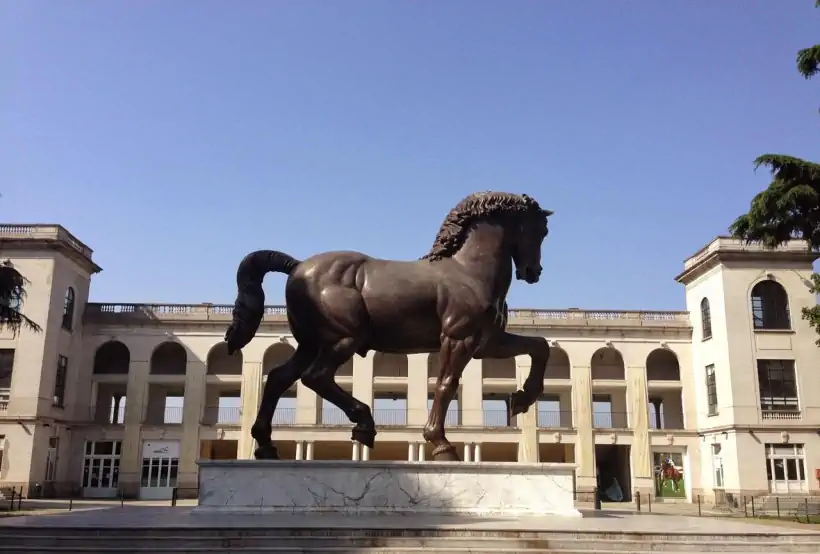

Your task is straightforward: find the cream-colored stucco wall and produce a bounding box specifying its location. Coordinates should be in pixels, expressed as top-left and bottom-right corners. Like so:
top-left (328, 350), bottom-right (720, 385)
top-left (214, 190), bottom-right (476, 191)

top-left (1, 227), bottom-right (818, 503)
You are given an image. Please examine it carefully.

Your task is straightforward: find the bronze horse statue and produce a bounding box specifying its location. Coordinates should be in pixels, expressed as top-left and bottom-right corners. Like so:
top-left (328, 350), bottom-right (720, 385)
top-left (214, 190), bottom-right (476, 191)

top-left (224, 191), bottom-right (553, 461)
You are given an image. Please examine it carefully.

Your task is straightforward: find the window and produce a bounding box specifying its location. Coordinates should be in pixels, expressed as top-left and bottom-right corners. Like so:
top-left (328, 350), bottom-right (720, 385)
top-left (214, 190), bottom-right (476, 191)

top-left (757, 359), bottom-right (798, 412)
top-left (751, 280), bottom-right (791, 330)
top-left (0, 349), bottom-right (14, 390)
top-left (45, 437), bottom-right (59, 481)
top-left (53, 355), bottom-right (68, 408)
top-left (705, 364), bottom-right (718, 416)
top-left (62, 287), bottom-right (75, 331)
top-left (711, 444), bottom-right (724, 488)
top-left (700, 298), bottom-right (712, 340)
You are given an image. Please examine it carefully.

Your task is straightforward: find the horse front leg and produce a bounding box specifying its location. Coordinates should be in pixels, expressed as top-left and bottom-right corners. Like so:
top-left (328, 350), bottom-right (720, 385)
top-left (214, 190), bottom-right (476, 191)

top-left (474, 331), bottom-right (550, 417)
top-left (423, 336), bottom-right (475, 462)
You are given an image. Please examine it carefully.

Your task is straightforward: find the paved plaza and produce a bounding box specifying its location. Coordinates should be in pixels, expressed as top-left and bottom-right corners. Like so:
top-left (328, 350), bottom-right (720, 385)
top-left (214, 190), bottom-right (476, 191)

top-left (0, 505), bottom-right (818, 536)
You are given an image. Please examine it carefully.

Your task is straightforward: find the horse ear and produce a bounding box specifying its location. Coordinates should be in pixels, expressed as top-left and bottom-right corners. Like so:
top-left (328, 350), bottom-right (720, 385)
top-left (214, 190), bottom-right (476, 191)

top-left (542, 209), bottom-right (554, 217)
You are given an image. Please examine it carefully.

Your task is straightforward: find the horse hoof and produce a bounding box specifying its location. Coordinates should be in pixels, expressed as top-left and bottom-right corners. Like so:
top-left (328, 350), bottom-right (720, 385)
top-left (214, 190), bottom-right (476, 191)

top-left (432, 445), bottom-right (460, 462)
top-left (254, 444), bottom-right (280, 460)
top-left (351, 425), bottom-right (377, 449)
top-left (509, 390), bottom-right (531, 417)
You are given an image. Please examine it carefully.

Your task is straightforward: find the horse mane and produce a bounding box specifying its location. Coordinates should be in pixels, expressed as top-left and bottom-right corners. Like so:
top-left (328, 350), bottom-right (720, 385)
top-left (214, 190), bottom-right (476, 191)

top-left (421, 191), bottom-right (551, 262)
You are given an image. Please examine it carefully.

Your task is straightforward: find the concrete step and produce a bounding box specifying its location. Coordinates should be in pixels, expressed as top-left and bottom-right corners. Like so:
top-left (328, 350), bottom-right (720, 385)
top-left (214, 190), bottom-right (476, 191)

top-left (1, 549), bottom-right (818, 554)
top-left (0, 531), bottom-right (818, 553)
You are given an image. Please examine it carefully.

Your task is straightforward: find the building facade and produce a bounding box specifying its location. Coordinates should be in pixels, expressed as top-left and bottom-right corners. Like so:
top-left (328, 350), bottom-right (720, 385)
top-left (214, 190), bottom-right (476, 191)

top-left (0, 224), bottom-right (818, 504)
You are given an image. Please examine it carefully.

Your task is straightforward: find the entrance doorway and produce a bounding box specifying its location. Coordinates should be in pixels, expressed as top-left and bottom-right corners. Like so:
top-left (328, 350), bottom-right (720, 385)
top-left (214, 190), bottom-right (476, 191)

top-left (139, 440), bottom-right (180, 500)
top-left (766, 443), bottom-right (807, 494)
top-left (595, 445), bottom-right (631, 502)
top-left (81, 440), bottom-right (122, 498)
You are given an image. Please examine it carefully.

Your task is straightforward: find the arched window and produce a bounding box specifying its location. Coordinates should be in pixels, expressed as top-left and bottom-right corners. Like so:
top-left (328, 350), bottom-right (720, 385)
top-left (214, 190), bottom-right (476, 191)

top-left (62, 287), bottom-right (75, 331)
top-left (700, 298), bottom-right (712, 340)
top-left (751, 280), bottom-right (791, 330)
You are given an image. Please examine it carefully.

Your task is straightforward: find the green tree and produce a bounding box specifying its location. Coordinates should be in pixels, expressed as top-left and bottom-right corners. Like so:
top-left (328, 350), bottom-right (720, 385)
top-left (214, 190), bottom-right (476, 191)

top-left (0, 260), bottom-right (41, 334)
top-left (729, 1), bottom-right (820, 344)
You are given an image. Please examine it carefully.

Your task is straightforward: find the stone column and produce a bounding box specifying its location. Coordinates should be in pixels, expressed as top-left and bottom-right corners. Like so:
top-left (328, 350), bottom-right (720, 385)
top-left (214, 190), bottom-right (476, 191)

top-left (406, 354), bottom-right (429, 426)
top-left (473, 443), bottom-right (482, 462)
top-left (407, 443), bottom-right (416, 461)
top-left (515, 356), bottom-right (539, 463)
top-left (352, 442), bottom-right (360, 461)
top-left (417, 443), bottom-right (426, 462)
top-left (362, 446), bottom-right (370, 461)
top-left (295, 441), bottom-right (304, 461)
top-left (463, 443), bottom-right (472, 462)
top-left (238, 362), bottom-right (262, 459)
top-left (305, 441), bottom-right (314, 461)
top-left (572, 365), bottom-right (595, 492)
top-left (179, 359), bottom-right (207, 487)
top-left (295, 381), bottom-right (318, 425)
top-left (627, 364), bottom-right (653, 495)
top-left (352, 353), bottom-right (374, 415)
top-left (460, 359), bottom-right (483, 426)
top-left (119, 360), bottom-right (150, 497)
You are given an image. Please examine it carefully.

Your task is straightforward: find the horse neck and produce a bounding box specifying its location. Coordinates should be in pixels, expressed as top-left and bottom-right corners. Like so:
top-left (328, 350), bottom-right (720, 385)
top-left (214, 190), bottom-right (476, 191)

top-left (451, 221), bottom-right (513, 301)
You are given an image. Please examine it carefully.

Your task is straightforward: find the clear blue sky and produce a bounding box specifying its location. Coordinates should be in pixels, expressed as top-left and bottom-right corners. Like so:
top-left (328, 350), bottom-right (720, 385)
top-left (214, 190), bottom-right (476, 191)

top-left (3, 1), bottom-right (817, 311)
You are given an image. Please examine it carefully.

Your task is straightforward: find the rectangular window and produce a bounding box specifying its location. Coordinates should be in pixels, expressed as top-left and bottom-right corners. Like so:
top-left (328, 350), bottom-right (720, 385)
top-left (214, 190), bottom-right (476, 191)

top-left (705, 364), bottom-right (718, 416)
top-left (711, 444), bottom-right (724, 488)
top-left (0, 349), bottom-right (14, 390)
top-left (53, 355), bottom-right (68, 408)
top-left (757, 359), bottom-right (799, 412)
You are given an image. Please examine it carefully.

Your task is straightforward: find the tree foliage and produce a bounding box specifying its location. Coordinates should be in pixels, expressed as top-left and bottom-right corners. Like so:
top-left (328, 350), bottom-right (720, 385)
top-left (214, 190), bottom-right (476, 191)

top-left (0, 260), bottom-right (41, 335)
top-left (729, 1), bottom-right (820, 344)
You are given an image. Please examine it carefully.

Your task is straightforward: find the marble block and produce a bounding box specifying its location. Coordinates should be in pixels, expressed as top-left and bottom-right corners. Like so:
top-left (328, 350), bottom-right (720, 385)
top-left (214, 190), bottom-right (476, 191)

top-left (195, 459), bottom-right (581, 517)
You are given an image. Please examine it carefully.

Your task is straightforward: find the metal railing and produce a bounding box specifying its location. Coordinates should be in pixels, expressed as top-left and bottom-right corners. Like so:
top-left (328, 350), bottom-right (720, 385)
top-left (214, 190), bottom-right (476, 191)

top-left (537, 409), bottom-right (572, 428)
top-left (592, 411), bottom-right (629, 429)
top-left (143, 406), bottom-right (184, 425)
top-left (84, 302), bottom-right (690, 326)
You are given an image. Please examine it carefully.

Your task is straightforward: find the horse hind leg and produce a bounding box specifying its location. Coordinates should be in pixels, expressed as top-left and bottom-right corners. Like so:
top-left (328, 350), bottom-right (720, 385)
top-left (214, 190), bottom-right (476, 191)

top-left (252, 346), bottom-right (314, 459)
top-left (300, 337), bottom-right (377, 448)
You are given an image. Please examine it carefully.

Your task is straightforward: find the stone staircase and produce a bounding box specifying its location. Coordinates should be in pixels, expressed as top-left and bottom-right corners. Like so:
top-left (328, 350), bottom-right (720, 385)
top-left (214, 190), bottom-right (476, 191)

top-left (0, 526), bottom-right (819, 553)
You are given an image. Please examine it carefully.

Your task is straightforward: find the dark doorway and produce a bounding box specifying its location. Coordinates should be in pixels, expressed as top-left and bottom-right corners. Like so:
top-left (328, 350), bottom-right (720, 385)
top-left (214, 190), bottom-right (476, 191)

top-left (595, 444), bottom-right (632, 502)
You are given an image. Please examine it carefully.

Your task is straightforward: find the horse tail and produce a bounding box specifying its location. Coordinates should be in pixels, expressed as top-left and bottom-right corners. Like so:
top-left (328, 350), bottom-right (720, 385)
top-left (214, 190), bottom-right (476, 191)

top-left (224, 250), bottom-right (301, 354)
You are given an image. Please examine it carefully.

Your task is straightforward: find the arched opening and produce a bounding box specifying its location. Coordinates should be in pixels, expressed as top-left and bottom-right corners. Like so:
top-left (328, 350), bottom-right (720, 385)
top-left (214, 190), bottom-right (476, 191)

top-left (262, 343), bottom-right (297, 424)
top-left (373, 353), bottom-right (408, 378)
top-left (646, 349), bottom-right (680, 381)
top-left (62, 287), bottom-right (75, 331)
top-left (481, 358), bottom-right (516, 379)
top-left (262, 343), bottom-right (296, 377)
top-left (93, 341), bottom-right (131, 375)
top-left (590, 347), bottom-right (625, 380)
top-left (206, 342), bottom-right (243, 375)
top-left (546, 347), bottom-right (571, 379)
top-left (150, 342), bottom-right (187, 375)
top-left (700, 297), bottom-right (712, 340)
top-left (751, 280), bottom-right (791, 330)
top-left (646, 348), bottom-right (684, 430)
top-left (91, 341), bottom-right (131, 424)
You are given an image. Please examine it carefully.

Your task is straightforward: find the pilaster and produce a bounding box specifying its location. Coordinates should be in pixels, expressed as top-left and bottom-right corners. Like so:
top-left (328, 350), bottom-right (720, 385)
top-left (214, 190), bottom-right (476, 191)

top-left (238, 362), bottom-right (262, 459)
top-left (516, 355), bottom-right (538, 462)
top-left (352, 353), bottom-right (374, 409)
top-left (179, 359), bottom-right (207, 485)
top-left (627, 364), bottom-right (653, 493)
top-left (572, 364), bottom-right (595, 490)
top-left (119, 360), bottom-right (149, 496)
top-left (460, 359), bottom-right (483, 426)
top-left (295, 379), bottom-right (318, 425)
top-left (406, 354), bottom-right (429, 425)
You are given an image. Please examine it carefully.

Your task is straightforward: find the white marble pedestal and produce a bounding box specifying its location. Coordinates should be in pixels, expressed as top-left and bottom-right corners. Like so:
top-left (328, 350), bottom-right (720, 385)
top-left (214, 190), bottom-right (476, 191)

top-left (195, 459), bottom-right (581, 517)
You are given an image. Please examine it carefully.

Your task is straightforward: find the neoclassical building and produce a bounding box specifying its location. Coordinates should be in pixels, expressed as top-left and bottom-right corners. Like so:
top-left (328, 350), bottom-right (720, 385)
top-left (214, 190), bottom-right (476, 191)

top-left (0, 224), bottom-right (817, 504)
